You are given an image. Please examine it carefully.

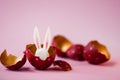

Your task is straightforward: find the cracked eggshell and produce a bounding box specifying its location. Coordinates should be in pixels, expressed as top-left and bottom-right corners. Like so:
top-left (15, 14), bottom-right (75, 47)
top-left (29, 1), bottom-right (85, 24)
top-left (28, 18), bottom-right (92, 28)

top-left (54, 60), bottom-right (72, 71)
top-left (83, 41), bottom-right (110, 64)
top-left (25, 44), bottom-right (56, 70)
top-left (0, 50), bottom-right (26, 70)
top-left (52, 35), bottom-right (72, 57)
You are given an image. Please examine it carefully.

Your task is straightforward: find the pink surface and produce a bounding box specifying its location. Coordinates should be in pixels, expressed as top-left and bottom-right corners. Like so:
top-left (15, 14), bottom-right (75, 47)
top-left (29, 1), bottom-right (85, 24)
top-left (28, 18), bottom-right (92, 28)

top-left (0, 55), bottom-right (120, 80)
top-left (0, 0), bottom-right (120, 80)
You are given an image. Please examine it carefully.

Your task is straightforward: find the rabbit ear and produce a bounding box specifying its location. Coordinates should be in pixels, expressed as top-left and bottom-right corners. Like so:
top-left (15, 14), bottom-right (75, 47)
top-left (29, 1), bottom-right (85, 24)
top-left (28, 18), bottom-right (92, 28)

top-left (43, 27), bottom-right (51, 50)
top-left (33, 26), bottom-right (41, 49)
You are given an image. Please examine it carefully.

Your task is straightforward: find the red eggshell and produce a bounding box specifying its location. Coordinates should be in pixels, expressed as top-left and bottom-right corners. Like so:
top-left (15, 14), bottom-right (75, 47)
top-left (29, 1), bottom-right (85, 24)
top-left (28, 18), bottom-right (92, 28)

top-left (83, 41), bottom-right (110, 64)
top-left (54, 60), bottom-right (72, 71)
top-left (54, 47), bottom-right (67, 57)
top-left (24, 48), bottom-right (56, 70)
top-left (6, 55), bottom-right (26, 70)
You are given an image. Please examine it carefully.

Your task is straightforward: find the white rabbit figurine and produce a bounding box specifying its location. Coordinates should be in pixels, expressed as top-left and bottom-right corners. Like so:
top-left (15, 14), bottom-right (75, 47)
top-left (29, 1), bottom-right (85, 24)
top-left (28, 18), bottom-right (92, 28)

top-left (33, 26), bottom-right (51, 60)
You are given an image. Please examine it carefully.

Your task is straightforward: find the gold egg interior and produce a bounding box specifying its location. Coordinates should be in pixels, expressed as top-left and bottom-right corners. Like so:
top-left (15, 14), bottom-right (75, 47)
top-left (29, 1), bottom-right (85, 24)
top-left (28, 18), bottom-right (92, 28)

top-left (48, 46), bottom-right (56, 56)
top-left (26, 44), bottom-right (37, 55)
top-left (90, 41), bottom-right (110, 59)
top-left (53, 35), bottom-right (72, 52)
top-left (0, 50), bottom-right (21, 66)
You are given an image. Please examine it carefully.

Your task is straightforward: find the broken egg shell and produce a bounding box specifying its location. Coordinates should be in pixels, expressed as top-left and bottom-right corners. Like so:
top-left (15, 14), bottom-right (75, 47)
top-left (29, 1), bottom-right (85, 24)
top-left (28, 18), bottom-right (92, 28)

top-left (0, 50), bottom-right (26, 70)
top-left (54, 60), bottom-right (72, 71)
top-left (52, 35), bottom-right (73, 57)
top-left (83, 40), bottom-right (110, 64)
top-left (26, 44), bottom-right (36, 55)
top-left (25, 45), bottom-right (56, 70)
top-left (54, 47), bottom-right (66, 57)
top-left (66, 44), bottom-right (85, 61)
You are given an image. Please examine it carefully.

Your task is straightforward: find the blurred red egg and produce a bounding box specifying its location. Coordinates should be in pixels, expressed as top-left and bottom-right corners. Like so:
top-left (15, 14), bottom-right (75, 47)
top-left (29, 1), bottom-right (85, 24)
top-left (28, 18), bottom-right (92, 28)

top-left (66, 44), bottom-right (85, 60)
top-left (52, 35), bottom-right (72, 57)
top-left (83, 41), bottom-right (110, 64)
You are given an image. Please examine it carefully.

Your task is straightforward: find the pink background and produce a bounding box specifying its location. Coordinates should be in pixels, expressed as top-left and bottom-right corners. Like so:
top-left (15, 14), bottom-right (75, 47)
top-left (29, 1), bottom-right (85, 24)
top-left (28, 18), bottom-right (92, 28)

top-left (0, 0), bottom-right (120, 80)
